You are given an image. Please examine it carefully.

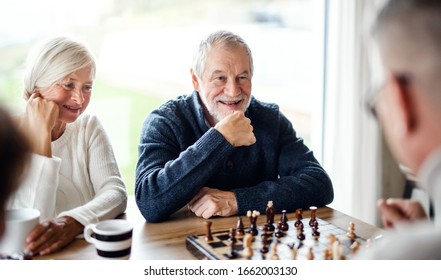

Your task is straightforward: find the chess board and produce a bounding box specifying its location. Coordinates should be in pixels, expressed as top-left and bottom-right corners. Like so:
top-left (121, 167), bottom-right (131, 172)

top-left (186, 217), bottom-right (366, 260)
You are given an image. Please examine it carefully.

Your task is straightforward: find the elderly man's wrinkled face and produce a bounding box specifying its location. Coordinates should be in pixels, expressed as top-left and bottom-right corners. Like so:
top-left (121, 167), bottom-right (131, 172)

top-left (192, 44), bottom-right (252, 126)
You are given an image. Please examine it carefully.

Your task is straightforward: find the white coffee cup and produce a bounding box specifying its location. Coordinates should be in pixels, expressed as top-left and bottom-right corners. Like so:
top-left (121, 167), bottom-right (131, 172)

top-left (0, 208), bottom-right (40, 255)
top-left (84, 219), bottom-right (133, 260)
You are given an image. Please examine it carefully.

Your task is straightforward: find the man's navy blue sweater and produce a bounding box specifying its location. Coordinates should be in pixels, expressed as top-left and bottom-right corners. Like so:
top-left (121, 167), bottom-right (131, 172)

top-left (135, 91), bottom-right (333, 222)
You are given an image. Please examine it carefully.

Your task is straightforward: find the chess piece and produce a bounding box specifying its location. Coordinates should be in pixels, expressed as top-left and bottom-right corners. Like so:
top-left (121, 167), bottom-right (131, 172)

top-left (274, 222), bottom-right (284, 238)
top-left (270, 242), bottom-right (279, 260)
top-left (261, 224), bottom-right (270, 238)
top-left (248, 210), bottom-right (260, 236)
top-left (279, 210), bottom-right (289, 231)
top-left (332, 240), bottom-right (345, 260)
top-left (227, 228), bottom-right (238, 259)
top-left (307, 247), bottom-right (314, 260)
top-left (327, 234), bottom-right (337, 248)
top-left (309, 206), bottom-right (317, 227)
top-left (242, 233), bottom-right (254, 259)
top-left (311, 219), bottom-right (320, 239)
top-left (260, 234), bottom-right (269, 254)
top-left (266, 201), bottom-right (275, 231)
top-left (347, 221), bottom-right (357, 241)
top-left (297, 223), bottom-right (305, 241)
top-left (204, 221), bottom-right (213, 242)
top-left (349, 241), bottom-right (360, 259)
top-left (288, 243), bottom-right (298, 260)
top-left (235, 216), bottom-right (245, 237)
top-left (297, 231), bottom-right (305, 241)
top-left (294, 208), bottom-right (303, 227)
top-left (323, 249), bottom-right (332, 260)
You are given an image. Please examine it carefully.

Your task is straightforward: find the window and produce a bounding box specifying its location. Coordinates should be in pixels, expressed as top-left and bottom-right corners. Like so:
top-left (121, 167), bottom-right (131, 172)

top-left (0, 0), bottom-right (326, 195)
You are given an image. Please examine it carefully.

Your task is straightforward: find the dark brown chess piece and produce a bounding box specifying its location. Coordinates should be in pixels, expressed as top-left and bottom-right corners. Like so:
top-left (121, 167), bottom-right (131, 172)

top-left (274, 222), bottom-right (284, 238)
top-left (312, 219), bottom-right (320, 239)
top-left (204, 220), bottom-right (213, 242)
top-left (309, 206), bottom-right (317, 227)
top-left (265, 201), bottom-right (275, 231)
top-left (280, 210), bottom-right (289, 231)
top-left (247, 210), bottom-right (259, 236)
top-left (226, 228), bottom-right (238, 259)
top-left (235, 216), bottom-right (245, 237)
top-left (260, 234), bottom-right (269, 254)
top-left (294, 208), bottom-right (303, 227)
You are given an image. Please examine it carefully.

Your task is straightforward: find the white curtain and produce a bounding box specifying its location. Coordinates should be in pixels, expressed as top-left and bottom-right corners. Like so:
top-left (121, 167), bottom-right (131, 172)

top-left (323, 0), bottom-right (386, 225)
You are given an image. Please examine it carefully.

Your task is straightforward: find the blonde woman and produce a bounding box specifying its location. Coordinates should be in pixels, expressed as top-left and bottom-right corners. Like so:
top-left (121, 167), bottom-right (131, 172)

top-left (8, 37), bottom-right (127, 256)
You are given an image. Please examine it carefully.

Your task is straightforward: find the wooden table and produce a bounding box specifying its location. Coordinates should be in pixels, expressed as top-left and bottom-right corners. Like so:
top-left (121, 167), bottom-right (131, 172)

top-left (35, 196), bottom-right (382, 260)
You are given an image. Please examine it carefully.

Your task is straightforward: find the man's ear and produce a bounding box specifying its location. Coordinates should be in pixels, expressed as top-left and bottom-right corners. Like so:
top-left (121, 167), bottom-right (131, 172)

top-left (190, 69), bottom-right (200, 91)
top-left (389, 74), bottom-right (417, 133)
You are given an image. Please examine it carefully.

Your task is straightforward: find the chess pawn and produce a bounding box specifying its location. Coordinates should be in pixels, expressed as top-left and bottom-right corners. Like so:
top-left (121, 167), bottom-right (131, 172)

top-left (235, 216), bottom-right (245, 237)
top-left (297, 231), bottom-right (305, 241)
top-left (309, 206), bottom-right (317, 227)
top-left (297, 222), bottom-right (305, 241)
top-left (307, 247), bottom-right (314, 260)
top-left (279, 210), bottom-right (289, 231)
top-left (349, 241), bottom-right (360, 259)
top-left (228, 228), bottom-right (237, 243)
top-left (347, 221), bottom-right (357, 241)
top-left (323, 249), bottom-right (332, 260)
top-left (274, 222), bottom-right (284, 238)
top-left (204, 221), bottom-right (213, 242)
top-left (296, 221), bottom-right (304, 233)
top-left (228, 228), bottom-right (238, 259)
top-left (261, 224), bottom-right (269, 238)
top-left (294, 208), bottom-right (303, 227)
top-left (260, 235), bottom-right (269, 254)
top-left (311, 220), bottom-right (320, 240)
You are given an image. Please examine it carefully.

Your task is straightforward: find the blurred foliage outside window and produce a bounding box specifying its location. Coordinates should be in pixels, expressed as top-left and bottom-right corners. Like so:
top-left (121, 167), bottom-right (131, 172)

top-left (0, 0), bottom-right (325, 195)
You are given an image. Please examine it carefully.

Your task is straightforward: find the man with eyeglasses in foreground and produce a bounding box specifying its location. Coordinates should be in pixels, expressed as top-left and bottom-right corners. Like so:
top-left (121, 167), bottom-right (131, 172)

top-left (355, 0), bottom-right (441, 259)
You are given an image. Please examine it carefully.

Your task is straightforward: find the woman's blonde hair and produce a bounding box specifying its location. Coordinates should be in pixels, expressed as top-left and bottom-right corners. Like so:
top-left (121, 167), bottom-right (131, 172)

top-left (23, 37), bottom-right (96, 100)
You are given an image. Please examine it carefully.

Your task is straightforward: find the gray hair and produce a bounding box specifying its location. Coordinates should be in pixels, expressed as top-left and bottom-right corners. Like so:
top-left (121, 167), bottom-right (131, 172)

top-left (192, 30), bottom-right (254, 78)
top-left (23, 37), bottom-right (96, 99)
top-left (373, 0), bottom-right (441, 101)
